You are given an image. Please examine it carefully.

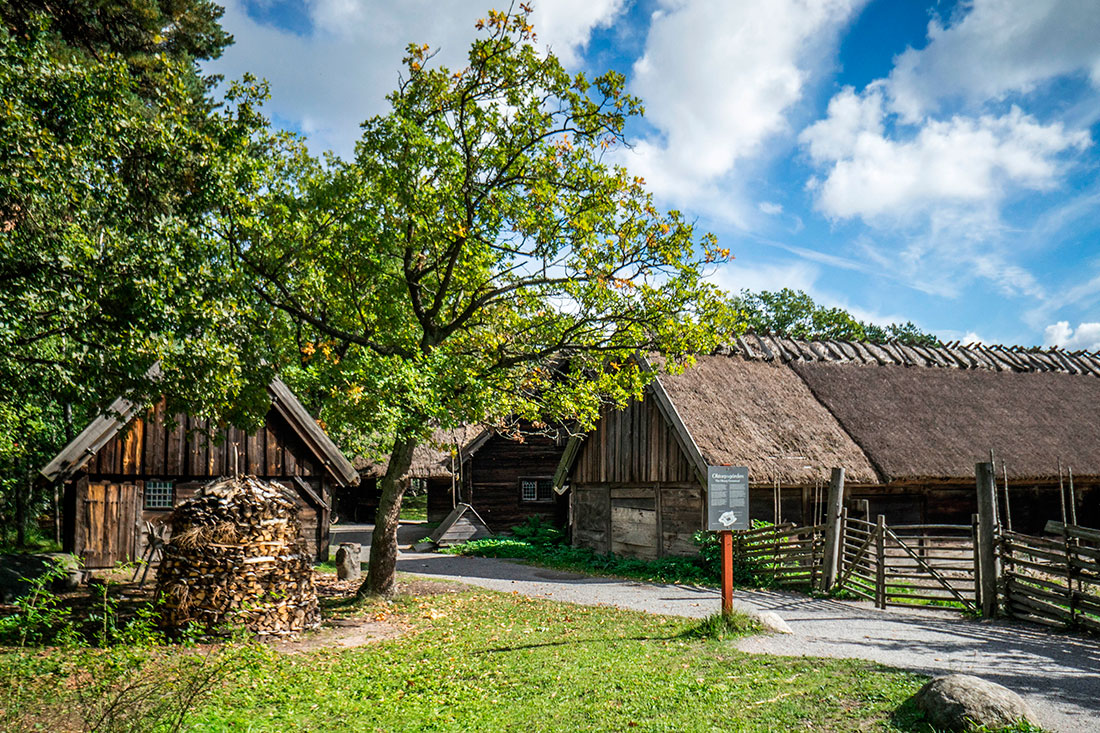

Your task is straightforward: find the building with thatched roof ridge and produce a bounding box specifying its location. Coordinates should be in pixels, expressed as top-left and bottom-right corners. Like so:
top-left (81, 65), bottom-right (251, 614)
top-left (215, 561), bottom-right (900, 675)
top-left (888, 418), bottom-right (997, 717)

top-left (348, 423), bottom-right (568, 530)
top-left (556, 335), bottom-right (1100, 559)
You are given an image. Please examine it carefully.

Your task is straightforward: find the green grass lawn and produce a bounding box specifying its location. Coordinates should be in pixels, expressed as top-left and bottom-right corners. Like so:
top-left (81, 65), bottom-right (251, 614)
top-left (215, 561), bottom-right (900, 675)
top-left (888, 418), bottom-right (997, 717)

top-left (400, 493), bottom-right (429, 521)
top-left (0, 579), bottom-right (967, 732)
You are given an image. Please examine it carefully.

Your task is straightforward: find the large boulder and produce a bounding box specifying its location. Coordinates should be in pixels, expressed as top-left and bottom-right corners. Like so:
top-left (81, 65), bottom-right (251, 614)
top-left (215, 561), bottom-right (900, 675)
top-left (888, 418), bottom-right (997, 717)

top-left (912, 674), bottom-right (1036, 732)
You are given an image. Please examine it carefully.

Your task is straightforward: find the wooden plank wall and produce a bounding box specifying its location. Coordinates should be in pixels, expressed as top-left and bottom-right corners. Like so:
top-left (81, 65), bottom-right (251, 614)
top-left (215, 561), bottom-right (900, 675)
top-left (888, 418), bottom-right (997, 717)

top-left (572, 486), bottom-right (610, 555)
top-left (77, 481), bottom-right (141, 566)
top-left (88, 402), bottom-right (321, 481)
top-left (572, 397), bottom-right (696, 486)
top-left (571, 396), bottom-right (702, 558)
top-left (461, 432), bottom-right (567, 529)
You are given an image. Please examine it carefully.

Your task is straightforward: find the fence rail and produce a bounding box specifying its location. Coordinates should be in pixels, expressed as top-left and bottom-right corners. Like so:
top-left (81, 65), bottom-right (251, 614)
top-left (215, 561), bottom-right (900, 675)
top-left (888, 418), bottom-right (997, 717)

top-left (722, 464), bottom-right (1098, 635)
top-left (836, 515), bottom-right (978, 611)
top-left (732, 522), bottom-right (824, 588)
top-left (1000, 522), bottom-right (1100, 634)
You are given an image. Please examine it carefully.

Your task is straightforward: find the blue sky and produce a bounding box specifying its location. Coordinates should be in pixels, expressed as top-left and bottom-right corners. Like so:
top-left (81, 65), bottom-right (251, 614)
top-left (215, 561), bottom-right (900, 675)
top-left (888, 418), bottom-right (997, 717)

top-left (210, 0), bottom-right (1100, 349)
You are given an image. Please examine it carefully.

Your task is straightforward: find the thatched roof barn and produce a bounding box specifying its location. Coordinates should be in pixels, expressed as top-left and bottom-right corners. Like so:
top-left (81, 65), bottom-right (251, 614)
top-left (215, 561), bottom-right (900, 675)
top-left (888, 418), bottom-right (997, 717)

top-left (792, 362), bottom-right (1100, 482)
top-left (560, 335), bottom-right (1100, 558)
top-left (658, 356), bottom-right (878, 485)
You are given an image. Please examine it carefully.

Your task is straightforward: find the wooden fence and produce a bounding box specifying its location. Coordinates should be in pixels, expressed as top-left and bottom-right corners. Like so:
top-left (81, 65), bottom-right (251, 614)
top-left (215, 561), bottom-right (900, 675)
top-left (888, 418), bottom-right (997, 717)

top-left (837, 515), bottom-right (978, 611)
top-left (724, 463), bottom-right (1098, 634)
top-left (732, 522), bottom-right (824, 588)
top-left (1000, 521), bottom-right (1100, 634)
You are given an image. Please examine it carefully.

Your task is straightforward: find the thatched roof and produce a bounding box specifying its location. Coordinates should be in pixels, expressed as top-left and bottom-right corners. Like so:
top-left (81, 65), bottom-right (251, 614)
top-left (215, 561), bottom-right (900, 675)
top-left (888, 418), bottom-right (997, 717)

top-left (356, 425), bottom-right (491, 479)
top-left (656, 355), bottom-right (880, 485)
top-left (792, 361), bottom-right (1100, 481)
top-left (725, 333), bottom-right (1100, 376)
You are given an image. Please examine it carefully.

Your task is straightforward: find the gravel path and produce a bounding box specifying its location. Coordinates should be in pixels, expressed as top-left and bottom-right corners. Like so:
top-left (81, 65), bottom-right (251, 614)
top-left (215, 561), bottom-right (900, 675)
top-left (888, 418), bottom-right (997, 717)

top-left (396, 551), bottom-right (1100, 733)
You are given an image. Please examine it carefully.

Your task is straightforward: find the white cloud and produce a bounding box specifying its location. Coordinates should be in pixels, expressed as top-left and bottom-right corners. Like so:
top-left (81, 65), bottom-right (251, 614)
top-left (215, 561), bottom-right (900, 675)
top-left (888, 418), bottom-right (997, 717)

top-left (758, 201), bottom-right (783, 215)
top-left (797, 0), bottom-right (1096, 308)
top-left (1044, 321), bottom-right (1100, 351)
top-left (801, 88), bottom-right (1090, 222)
top-left (209, 0), bottom-right (624, 157)
top-left (887, 0), bottom-right (1100, 122)
top-left (623, 0), bottom-right (866, 218)
top-left (962, 331), bottom-right (984, 346)
top-left (708, 260), bottom-right (820, 297)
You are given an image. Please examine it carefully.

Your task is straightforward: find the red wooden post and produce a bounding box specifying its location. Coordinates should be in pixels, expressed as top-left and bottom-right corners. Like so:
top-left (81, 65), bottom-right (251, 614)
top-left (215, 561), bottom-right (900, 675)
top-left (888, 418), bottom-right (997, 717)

top-left (721, 530), bottom-right (733, 615)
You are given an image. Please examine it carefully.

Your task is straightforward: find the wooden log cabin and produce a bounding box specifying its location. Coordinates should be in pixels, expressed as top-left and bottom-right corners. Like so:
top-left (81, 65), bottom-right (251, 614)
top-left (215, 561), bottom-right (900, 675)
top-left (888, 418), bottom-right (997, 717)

top-left (555, 336), bottom-right (1100, 559)
top-left (351, 423), bottom-right (568, 531)
top-left (41, 378), bottom-right (359, 567)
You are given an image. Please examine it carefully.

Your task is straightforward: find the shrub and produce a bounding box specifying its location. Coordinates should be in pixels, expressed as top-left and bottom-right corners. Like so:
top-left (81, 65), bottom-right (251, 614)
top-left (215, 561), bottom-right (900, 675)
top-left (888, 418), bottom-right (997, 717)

top-left (0, 557), bottom-right (80, 647)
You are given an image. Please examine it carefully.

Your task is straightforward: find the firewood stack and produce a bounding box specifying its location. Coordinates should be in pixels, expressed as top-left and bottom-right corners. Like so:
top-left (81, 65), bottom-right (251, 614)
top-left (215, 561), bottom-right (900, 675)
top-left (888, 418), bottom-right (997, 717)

top-left (156, 476), bottom-right (320, 636)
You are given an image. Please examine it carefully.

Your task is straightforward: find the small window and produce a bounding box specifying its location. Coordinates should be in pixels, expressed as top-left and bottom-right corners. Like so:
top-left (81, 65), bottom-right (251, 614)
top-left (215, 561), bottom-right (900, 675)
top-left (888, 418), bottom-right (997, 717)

top-left (520, 478), bottom-right (553, 502)
top-left (144, 480), bottom-right (175, 510)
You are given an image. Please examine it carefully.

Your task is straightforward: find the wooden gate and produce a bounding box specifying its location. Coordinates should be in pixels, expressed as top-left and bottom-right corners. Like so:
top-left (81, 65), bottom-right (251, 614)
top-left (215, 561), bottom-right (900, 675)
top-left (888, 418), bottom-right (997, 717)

top-left (75, 481), bottom-right (142, 567)
top-left (838, 514), bottom-right (978, 612)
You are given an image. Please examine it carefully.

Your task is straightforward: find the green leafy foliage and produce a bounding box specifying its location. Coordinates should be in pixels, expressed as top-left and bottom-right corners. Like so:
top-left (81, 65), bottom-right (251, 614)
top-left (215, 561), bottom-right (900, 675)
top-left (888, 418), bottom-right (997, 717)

top-left (0, 557), bottom-right (79, 647)
top-left (446, 517), bottom-right (720, 585)
top-left (0, 7), bottom-right (276, 544)
top-left (728, 288), bottom-right (939, 346)
top-left (231, 6), bottom-right (730, 594)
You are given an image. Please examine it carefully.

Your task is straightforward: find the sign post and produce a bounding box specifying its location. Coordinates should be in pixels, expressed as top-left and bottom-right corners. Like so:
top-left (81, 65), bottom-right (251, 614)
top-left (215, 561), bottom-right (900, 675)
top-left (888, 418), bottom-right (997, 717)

top-left (708, 466), bottom-right (749, 616)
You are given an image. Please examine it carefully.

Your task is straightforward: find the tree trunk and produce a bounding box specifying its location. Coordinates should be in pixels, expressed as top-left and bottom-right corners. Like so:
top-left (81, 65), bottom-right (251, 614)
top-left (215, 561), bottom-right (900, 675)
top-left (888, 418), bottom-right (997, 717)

top-left (358, 437), bottom-right (418, 598)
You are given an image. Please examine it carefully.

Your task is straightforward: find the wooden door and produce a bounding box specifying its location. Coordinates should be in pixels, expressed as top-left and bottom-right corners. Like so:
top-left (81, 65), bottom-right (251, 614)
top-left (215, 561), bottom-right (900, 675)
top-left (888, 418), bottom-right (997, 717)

top-left (78, 482), bottom-right (141, 567)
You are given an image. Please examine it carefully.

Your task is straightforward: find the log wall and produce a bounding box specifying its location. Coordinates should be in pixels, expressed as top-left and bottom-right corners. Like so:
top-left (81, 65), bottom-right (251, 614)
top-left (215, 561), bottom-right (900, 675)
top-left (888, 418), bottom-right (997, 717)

top-left (424, 431), bottom-right (568, 530)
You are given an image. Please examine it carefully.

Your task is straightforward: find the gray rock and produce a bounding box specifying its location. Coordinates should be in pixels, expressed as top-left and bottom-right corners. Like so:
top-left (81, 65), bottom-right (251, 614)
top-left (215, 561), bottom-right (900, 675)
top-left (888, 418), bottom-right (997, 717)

top-left (755, 610), bottom-right (792, 634)
top-left (412, 541), bottom-right (436, 552)
top-left (912, 674), bottom-right (1036, 732)
top-left (335, 543), bottom-right (362, 580)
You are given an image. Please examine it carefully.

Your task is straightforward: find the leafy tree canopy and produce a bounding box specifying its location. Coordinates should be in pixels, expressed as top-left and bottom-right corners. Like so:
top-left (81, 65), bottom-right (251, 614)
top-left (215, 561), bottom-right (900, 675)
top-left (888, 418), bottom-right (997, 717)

top-left (0, 4), bottom-right (267, 545)
top-left (232, 7), bottom-right (730, 594)
top-left (728, 289), bottom-right (939, 346)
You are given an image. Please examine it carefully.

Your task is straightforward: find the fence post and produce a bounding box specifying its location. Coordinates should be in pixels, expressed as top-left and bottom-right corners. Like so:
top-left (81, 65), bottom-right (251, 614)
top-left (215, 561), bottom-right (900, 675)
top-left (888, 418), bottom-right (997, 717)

top-left (971, 513), bottom-right (982, 612)
top-left (875, 514), bottom-right (887, 609)
top-left (976, 461), bottom-right (1001, 618)
top-left (821, 467), bottom-right (845, 591)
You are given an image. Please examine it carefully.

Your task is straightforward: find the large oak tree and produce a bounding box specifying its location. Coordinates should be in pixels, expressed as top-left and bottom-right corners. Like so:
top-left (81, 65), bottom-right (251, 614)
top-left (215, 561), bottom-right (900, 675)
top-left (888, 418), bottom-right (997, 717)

top-left (234, 7), bottom-right (729, 596)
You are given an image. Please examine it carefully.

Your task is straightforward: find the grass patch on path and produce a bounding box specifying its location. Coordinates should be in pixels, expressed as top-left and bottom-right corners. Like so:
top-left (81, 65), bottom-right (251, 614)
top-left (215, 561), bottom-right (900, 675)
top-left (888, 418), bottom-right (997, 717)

top-left (3, 579), bottom-right (942, 731)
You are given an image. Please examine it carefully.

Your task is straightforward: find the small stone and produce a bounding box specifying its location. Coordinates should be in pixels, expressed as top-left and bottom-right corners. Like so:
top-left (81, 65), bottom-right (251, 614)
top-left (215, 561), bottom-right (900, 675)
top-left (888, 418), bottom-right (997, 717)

top-left (412, 541), bottom-right (436, 552)
top-left (336, 543), bottom-right (362, 580)
top-left (912, 674), bottom-right (1036, 732)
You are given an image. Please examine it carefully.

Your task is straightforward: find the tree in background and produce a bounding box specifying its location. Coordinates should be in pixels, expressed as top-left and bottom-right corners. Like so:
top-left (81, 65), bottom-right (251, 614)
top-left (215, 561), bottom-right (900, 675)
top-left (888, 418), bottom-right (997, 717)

top-left (728, 289), bottom-right (939, 346)
top-left (0, 2), bottom-right (270, 546)
top-left (232, 7), bottom-right (730, 595)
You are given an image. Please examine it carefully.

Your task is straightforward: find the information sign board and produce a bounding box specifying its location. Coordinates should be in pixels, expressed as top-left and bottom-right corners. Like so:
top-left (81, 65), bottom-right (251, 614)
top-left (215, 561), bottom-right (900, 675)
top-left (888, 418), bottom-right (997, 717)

top-left (707, 466), bottom-right (749, 531)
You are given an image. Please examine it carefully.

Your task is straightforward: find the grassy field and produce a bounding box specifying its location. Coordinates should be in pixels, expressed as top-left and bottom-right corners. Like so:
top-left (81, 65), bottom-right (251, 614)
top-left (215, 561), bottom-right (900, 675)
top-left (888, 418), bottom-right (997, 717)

top-left (1, 576), bottom-right (949, 732)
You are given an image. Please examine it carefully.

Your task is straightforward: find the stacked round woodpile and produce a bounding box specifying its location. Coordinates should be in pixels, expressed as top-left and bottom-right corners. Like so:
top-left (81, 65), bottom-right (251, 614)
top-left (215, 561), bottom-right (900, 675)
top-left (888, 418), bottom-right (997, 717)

top-left (156, 476), bottom-right (320, 636)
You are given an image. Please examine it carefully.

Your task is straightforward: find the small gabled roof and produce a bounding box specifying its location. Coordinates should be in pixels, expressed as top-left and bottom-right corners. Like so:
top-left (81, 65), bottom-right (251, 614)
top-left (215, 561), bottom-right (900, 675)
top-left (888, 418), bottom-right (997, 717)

top-left (40, 376), bottom-right (358, 487)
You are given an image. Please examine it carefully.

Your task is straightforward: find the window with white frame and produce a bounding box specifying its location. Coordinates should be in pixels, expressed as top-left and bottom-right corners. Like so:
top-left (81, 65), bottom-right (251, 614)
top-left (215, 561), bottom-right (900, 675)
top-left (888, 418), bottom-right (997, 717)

top-left (144, 480), bottom-right (174, 510)
top-left (520, 477), bottom-right (553, 502)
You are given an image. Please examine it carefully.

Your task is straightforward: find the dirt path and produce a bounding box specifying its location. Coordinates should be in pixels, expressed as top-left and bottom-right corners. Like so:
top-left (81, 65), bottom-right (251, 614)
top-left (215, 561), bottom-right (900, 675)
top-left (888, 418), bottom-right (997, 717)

top-left (396, 551), bottom-right (1100, 733)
